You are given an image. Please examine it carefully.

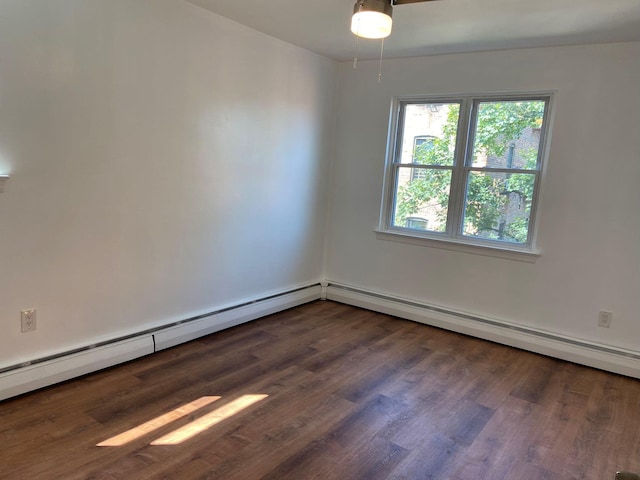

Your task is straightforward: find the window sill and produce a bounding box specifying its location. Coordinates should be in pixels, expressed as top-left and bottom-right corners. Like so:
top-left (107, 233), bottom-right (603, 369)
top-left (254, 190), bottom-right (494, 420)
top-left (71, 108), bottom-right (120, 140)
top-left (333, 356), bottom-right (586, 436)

top-left (374, 229), bottom-right (540, 263)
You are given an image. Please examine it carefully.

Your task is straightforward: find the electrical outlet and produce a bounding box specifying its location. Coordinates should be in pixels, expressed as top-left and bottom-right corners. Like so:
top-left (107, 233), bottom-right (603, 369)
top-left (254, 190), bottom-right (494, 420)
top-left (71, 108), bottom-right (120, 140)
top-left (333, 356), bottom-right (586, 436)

top-left (21, 309), bottom-right (36, 332)
top-left (597, 310), bottom-right (612, 328)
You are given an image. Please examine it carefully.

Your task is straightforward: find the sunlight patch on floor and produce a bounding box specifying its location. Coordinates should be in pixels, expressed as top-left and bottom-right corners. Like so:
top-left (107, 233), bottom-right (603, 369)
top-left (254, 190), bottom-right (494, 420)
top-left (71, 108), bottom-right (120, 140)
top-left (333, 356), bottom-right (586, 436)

top-left (151, 394), bottom-right (269, 445)
top-left (97, 396), bottom-right (221, 447)
top-left (96, 394), bottom-right (268, 447)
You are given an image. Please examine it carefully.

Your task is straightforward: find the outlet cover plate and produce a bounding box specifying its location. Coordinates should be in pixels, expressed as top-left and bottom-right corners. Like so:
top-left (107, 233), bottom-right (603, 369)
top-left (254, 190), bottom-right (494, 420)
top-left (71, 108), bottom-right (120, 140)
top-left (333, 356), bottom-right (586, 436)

top-left (598, 310), bottom-right (612, 328)
top-left (21, 309), bottom-right (36, 332)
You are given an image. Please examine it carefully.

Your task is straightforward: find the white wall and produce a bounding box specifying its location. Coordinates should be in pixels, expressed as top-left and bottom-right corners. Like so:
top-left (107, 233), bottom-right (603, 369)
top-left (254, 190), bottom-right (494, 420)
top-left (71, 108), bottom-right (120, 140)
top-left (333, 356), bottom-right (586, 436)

top-left (325, 42), bottom-right (640, 352)
top-left (2, 1), bottom-right (637, 375)
top-left (0, 0), bottom-right (336, 367)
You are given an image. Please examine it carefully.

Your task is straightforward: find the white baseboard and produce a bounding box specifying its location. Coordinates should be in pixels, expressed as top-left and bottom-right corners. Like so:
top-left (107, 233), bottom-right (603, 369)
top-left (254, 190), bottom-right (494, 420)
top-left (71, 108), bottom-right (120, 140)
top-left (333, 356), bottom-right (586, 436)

top-left (0, 337), bottom-right (154, 402)
top-left (326, 282), bottom-right (640, 379)
top-left (0, 285), bottom-right (322, 402)
top-left (154, 285), bottom-right (322, 350)
top-left (9, 280), bottom-right (633, 402)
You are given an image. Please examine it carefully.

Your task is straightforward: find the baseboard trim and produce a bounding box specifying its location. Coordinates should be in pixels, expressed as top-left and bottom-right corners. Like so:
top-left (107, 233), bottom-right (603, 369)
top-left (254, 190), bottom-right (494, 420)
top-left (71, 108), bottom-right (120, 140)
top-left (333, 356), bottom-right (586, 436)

top-left (326, 282), bottom-right (640, 379)
top-left (0, 284), bottom-right (322, 402)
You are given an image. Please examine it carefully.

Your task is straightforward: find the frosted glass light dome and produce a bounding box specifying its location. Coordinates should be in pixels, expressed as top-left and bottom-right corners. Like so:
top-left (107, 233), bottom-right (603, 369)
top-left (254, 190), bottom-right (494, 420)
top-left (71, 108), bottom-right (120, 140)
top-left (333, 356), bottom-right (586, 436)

top-left (351, 0), bottom-right (393, 39)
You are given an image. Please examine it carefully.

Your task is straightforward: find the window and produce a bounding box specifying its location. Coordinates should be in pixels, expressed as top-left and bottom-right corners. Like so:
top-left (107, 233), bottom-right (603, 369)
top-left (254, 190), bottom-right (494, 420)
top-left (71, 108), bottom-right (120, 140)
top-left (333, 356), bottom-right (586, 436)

top-left (405, 216), bottom-right (428, 230)
top-left (380, 94), bottom-right (552, 254)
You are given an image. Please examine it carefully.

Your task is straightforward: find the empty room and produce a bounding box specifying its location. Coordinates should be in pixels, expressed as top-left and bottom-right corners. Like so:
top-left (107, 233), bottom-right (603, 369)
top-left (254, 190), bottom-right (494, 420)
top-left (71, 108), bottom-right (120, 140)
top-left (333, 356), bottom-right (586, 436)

top-left (1, 0), bottom-right (639, 479)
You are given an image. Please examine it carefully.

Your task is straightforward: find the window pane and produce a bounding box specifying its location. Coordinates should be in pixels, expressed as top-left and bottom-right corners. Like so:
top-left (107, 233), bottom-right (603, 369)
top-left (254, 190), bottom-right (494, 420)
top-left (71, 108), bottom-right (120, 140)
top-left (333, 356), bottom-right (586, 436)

top-left (471, 100), bottom-right (546, 169)
top-left (398, 103), bottom-right (460, 166)
top-left (393, 167), bottom-right (451, 233)
top-left (462, 171), bottom-right (535, 244)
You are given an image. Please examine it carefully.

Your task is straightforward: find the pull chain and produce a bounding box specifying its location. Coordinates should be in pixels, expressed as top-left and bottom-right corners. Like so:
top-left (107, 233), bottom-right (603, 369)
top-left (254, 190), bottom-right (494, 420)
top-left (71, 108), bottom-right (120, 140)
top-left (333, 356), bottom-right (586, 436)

top-left (378, 37), bottom-right (385, 83)
top-left (353, 33), bottom-right (359, 69)
top-left (353, 5), bottom-right (362, 69)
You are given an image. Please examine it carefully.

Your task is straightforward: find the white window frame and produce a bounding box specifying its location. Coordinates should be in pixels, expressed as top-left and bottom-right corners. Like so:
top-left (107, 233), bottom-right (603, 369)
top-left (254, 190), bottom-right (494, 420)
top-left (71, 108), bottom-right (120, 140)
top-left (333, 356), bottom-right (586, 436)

top-left (377, 92), bottom-right (554, 261)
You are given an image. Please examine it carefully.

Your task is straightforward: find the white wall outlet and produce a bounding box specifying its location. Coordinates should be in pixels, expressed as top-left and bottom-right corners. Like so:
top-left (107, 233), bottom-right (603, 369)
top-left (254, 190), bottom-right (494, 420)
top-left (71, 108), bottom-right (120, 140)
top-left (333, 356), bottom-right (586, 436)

top-left (21, 309), bottom-right (37, 332)
top-left (597, 310), bottom-right (612, 328)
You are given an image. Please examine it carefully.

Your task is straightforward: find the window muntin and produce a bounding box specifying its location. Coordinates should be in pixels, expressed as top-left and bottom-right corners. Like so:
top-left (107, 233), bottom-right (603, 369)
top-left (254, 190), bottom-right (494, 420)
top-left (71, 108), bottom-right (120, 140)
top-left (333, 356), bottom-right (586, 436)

top-left (383, 94), bottom-right (551, 251)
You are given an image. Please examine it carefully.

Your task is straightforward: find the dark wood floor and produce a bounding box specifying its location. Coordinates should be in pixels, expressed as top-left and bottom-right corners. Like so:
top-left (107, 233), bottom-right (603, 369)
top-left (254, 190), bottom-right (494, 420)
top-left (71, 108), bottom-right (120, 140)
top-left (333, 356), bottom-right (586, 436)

top-left (1, 301), bottom-right (639, 479)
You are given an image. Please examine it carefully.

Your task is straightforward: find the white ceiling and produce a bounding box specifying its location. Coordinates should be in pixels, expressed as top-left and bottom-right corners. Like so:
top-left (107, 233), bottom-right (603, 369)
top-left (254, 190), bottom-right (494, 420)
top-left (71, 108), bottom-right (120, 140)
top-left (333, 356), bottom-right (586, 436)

top-left (185, 0), bottom-right (640, 61)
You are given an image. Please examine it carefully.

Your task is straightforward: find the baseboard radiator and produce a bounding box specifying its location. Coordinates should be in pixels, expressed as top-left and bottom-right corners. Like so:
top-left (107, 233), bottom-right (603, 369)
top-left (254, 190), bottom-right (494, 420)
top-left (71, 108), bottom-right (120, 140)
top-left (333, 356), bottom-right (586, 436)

top-left (325, 282), bottom-right (640, 379)
top-left (0, 285), bottom-right (322, 402)
top-left (3, 280), bottom-right (638, 402)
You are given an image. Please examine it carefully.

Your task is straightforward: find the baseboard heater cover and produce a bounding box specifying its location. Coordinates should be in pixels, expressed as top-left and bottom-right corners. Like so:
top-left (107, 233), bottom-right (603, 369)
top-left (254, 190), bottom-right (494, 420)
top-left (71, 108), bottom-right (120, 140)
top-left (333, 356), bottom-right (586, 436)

top-left (326, 282), bottom-right (640, 379)
top-left (0, 337), bottom-right (154, 402)
top-left (0, 284), bottom-right (322, 402)
top-left (153, 285), bottom-right (322, 351)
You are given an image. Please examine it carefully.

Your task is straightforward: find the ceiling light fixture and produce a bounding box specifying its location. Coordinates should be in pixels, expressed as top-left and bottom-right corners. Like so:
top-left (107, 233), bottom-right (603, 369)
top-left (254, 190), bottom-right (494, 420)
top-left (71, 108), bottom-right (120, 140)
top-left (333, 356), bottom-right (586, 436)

top-left (351, 0), bottom-right (393, 39)
top-left (350, 0), bottom-right (438, 80)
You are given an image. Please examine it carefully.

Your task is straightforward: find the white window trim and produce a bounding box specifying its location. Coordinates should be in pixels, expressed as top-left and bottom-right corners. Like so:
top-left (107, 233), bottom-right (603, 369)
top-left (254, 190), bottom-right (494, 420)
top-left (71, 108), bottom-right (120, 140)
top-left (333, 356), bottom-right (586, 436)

top-left (378, 91), bottom-right (555, 260)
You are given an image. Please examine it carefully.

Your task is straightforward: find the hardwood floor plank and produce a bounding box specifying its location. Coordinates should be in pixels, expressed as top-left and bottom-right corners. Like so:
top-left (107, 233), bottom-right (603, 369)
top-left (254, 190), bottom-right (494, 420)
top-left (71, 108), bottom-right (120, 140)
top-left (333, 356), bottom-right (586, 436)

top-left (298, 340), bottom-right (359, 374)
top-left (447, 395), bottom-right (541, 479)
top-left (509, 355), bottom-right (562, 404)
top-left (199, 394), bottom-right (357, 480)
top-left (259, 394), bottom-right (410, 480)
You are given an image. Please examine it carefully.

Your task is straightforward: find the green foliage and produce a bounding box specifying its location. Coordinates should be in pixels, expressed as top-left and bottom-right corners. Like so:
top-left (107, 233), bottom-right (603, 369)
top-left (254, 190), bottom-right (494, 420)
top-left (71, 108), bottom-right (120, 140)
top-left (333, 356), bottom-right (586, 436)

top-left (395, 170), bottom-right (450, 228)
top-left (463, 174), bottom-right (506, 235)
top-left (474, 101), bottom-right (544, 158)
top-left (504, 217), bottom-right (530, 244)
